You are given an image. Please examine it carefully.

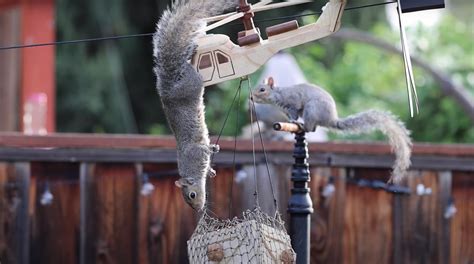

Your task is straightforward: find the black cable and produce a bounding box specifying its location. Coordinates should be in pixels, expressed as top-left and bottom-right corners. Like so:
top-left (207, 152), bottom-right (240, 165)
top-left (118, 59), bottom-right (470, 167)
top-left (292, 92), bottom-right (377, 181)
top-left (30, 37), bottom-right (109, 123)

top-left (251, 0), bottom-right (397, 24)
top-left (245, 77), bottom-right (260, 207)
top-left (0, 33), bottom-right (154, 51)
top-left (229, 83), bottom-right (242, 218)
top-left (212, 79), bottom-right (243, 147)
top-left (248, 78), bottom-right (279, 214)
top-left (0, 1), bottom-right (397, 51)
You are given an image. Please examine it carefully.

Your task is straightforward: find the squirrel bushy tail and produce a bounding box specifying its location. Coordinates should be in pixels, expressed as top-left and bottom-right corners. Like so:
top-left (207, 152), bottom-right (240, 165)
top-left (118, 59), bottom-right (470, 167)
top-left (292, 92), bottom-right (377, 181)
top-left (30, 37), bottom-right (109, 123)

top-left (330, 110), bottom-right (412, 183)
top-left (153, 0), bottom-right (237, 90)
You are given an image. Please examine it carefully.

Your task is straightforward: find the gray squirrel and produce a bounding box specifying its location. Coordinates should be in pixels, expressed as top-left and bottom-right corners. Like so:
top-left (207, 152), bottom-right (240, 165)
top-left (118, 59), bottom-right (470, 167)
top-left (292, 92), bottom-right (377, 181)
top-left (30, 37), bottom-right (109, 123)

top-left (252, 77), bottom-right (412, 183)
top-left (153, 0), bottom-right (237, 210)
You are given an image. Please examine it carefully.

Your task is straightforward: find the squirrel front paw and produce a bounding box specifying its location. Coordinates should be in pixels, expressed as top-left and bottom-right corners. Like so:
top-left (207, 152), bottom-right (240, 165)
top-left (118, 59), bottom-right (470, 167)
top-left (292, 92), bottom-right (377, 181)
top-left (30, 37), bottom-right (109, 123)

top-left (209, 144), bottom-right (220, 154)
top-left (207, 168), bottom-right (217, 178)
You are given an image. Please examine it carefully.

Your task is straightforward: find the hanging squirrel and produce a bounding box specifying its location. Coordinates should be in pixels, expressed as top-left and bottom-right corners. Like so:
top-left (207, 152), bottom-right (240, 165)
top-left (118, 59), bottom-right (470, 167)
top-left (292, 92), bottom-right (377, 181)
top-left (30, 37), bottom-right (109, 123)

top-left (153, 0), bottom-right (237, 210)
top-left (252, 77), bottom-right (412, 183)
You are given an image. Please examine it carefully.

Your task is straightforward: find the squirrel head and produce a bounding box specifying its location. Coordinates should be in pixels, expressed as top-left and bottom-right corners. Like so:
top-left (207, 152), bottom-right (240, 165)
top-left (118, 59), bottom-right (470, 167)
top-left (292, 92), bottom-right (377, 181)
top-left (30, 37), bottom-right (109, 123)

top-left (175, 178), bottom-right (205, 211)
top-left (252, 77), bottom-right (274, 104)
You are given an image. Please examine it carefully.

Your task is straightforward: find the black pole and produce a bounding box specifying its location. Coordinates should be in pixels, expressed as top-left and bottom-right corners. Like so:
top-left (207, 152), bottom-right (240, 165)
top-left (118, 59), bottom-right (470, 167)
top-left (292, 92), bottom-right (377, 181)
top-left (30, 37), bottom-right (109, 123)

top-left (288, 131), bottom-right (313, 264)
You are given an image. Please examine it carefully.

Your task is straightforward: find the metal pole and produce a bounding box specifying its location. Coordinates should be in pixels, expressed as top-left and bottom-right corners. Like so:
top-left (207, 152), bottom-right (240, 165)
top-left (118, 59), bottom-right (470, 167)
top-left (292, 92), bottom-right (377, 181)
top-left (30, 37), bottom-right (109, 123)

top-left (289, 131), bottom-right (313, 264)
top-left (273, 122), bottom-right (313, 263)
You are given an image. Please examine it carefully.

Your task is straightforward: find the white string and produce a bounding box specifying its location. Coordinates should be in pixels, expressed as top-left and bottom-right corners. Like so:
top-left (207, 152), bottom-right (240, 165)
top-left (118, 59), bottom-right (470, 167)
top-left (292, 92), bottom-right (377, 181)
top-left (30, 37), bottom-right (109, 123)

top-left (396, 0), bottom-right (419, 117)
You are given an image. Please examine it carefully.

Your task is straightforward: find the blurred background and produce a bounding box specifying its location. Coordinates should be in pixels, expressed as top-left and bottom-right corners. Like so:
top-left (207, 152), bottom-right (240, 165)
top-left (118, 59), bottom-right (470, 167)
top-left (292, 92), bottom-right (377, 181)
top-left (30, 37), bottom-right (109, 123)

top-left (1, 1), bottom-right (473, 264)
top-left (0, 0), bottom-right (472, 142)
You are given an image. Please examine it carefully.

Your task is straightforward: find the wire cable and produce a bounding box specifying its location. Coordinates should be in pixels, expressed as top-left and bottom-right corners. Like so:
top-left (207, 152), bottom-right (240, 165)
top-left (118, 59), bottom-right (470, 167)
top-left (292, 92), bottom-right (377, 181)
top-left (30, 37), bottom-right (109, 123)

top-left (248, 78), bottom-right (279, 214)
top-left (0, 1), bottom-right (397, 51)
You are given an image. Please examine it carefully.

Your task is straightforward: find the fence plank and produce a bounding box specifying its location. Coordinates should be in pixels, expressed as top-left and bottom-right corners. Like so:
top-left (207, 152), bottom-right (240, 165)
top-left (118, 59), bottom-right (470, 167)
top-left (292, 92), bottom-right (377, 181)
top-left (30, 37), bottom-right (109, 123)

top-left (29, 162), bottom-right (80, 264)
top-left (0, 162), bottom-right (30, 264)
top-left (139, 163), bottom-right (196, 264)
top-left (393, 170), bottom-right (452, 264)
top-left (450, 171), bottom-right (474, 264)
top-left (80, 163), bottom-right (139, 264)
top-left (311, 167), bottom-right (346, 264)
top-left (343, 168), bottom-right (393, 264)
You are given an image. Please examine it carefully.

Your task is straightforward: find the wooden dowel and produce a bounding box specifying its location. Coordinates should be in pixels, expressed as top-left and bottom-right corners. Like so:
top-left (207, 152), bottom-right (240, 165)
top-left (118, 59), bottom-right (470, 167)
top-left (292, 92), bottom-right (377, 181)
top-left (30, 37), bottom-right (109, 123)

top-left (266, 20), bottom-right (299, 37)
top-left (273, 122), bottom-right (303, 133)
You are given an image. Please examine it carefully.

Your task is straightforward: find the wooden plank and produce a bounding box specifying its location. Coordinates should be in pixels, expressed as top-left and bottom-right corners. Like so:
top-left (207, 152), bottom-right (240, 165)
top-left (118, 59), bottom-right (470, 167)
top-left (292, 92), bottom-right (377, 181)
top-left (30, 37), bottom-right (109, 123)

top-left (343, 168), bottom-right (393, 264)
top-left (29, 162), bottom-right (80, 264)
top-left (1, 147), bottom-right (473, 172)
top-left (392, 170), bottom-right (452, 264)
top-left (20, 0), bottom-right (55, 132)
top-left (310, 167), bottom-right (346, 264)
top-left (438, 171), bottom-right (452, 264)
top-left (207, 167), bottom-right (241, 219)
top-left (80, 163), bottom-right (139, 264)
top-left (450, 171), bottom-right (474, 264)
top-left (0, 162), bottom-right (30, 264)
top-left (138, 163), bottom-right (196, 264)
top-left (0, 133), bottom-right (473, 157)
top-left (0, 8), bottom-right (20, 132)
top-left (271, 164), bottom-right (292, 225)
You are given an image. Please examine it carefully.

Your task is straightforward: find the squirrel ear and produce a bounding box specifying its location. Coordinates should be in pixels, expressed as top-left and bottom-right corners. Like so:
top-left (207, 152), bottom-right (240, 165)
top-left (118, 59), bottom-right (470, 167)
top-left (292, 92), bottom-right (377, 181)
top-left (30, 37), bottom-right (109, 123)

top-left (176, 178), bottom-right (194, 187)
top-left (268, 77), bottom-right (274, 89)
top-left (175, 180), bottom-right (183, 188)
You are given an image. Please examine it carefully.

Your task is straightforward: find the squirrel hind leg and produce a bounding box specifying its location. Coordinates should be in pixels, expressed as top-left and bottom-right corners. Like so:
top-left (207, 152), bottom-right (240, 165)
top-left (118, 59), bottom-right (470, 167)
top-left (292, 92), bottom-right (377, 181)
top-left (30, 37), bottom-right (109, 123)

top-left (302, 103), bottom-right (322, 132)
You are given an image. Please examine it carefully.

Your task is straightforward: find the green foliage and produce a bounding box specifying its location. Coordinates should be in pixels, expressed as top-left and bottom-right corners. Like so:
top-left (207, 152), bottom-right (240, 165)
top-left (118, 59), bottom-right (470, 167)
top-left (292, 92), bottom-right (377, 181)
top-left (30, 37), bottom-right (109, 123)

top-left (55, 0), bottom-right (473, 143)
top-left (56, 0), bottom-right (169, 134)
top-left (289, 14), bottom-right (473, 143)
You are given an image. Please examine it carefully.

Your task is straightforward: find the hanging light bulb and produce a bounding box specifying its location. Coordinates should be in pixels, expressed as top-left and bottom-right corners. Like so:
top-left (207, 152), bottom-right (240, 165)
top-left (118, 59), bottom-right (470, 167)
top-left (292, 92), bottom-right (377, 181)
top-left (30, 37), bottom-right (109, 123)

top-left (444, 197), bottom-right (457, 219)
top-left (141, 174), bottom-right (155, 196)
top-left (416, 183), bottom-right (432, 196)
top-left (235, 168), bottom-right (248, 183)
top-left (40, 182), bottom-right (53, 206)
top-left (321, 177), bottom-right (335, 198)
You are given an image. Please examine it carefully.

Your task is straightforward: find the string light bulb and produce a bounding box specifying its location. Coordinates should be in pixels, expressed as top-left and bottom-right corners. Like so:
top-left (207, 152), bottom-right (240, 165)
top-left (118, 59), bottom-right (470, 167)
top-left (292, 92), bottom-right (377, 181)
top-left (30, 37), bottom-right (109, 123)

top-left (141, 174), bottom-right (155, 196)
top-left (40, 182), bottom-right (54, 206)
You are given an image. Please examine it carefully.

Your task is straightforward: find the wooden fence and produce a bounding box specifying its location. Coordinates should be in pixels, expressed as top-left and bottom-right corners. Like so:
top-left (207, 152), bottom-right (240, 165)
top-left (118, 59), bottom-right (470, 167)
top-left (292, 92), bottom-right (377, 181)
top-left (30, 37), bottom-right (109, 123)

top-left (0, 133), bottom-right (472, 264)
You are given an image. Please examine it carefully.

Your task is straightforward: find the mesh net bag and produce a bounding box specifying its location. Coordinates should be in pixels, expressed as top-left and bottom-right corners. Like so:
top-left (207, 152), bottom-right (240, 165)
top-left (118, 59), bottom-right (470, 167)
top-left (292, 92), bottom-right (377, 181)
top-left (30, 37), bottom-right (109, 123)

top-left (187, 207), bottom-right (296, 263)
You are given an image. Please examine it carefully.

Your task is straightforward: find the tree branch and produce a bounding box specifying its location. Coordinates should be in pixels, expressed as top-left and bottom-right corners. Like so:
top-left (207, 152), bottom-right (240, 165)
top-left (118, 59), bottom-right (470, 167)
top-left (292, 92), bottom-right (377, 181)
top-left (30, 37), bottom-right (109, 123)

top-left (331, 28), bottom-right (474, 123)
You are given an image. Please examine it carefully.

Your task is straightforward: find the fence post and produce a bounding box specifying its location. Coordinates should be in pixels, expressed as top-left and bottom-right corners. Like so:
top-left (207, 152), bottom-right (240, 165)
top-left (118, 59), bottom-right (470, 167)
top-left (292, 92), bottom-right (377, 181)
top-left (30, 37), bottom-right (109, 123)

top-left (274, 123), bottom-right (313, 263)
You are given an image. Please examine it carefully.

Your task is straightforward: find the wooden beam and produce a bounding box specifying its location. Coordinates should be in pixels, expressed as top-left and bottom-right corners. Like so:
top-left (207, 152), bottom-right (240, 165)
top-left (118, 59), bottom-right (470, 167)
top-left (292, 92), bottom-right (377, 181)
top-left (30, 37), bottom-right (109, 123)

top-left (0, 8), bottom-right (20, 131)
top-left (0, 162), bottom-right (30, 264)
top-left (0, 133), bottom-right (473, 157)
top-left (0, 147), bottom-right (473, 172)
top-left (20, 0), bottom-right (55, 132)
top-left (80, 163), bottom-right (139, 264)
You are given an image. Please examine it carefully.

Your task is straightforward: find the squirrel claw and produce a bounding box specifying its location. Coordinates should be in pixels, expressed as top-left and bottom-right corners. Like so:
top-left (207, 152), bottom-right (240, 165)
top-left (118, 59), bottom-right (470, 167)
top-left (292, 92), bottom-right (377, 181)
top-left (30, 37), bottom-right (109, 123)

top-left (209, 144), bottom-right (220, 154)
top-left (207, 168), bottom-right (217, 178)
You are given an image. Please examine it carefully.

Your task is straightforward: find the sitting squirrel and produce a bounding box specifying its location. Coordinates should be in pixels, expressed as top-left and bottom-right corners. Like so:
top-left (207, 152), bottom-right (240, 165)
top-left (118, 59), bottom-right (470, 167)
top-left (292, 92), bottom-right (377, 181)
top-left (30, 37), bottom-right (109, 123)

top-left (153, 0), bottom-right (237, 210)
top-left (252, 77), bottom-right (412, 183)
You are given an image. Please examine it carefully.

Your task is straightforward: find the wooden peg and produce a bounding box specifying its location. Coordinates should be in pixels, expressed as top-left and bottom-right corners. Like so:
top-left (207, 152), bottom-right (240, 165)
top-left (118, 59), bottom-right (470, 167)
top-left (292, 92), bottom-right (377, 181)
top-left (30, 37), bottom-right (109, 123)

top-left (273, 122), bottom-right (303, 133)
